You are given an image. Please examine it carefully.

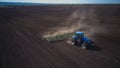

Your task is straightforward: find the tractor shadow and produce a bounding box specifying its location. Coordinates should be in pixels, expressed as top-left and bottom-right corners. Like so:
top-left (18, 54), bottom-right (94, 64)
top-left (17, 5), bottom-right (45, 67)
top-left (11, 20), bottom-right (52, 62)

top-left (75, 44), bottom-right (102, 51)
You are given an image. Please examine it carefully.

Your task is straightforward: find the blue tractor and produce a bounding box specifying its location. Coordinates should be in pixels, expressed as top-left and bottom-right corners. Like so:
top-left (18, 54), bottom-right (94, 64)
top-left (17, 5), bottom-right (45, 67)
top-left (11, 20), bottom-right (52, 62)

top-left (72, 31), bottom-right (95, 49)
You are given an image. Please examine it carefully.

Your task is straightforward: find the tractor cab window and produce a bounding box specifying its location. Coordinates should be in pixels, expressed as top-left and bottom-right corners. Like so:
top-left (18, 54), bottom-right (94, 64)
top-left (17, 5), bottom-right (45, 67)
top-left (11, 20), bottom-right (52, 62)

top-left (74, 33), bottom-right (82, 38)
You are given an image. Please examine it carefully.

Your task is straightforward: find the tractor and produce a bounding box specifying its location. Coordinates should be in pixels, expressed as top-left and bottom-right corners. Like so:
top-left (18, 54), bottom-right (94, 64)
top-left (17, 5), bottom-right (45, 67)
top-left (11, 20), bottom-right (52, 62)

top-left (72, 31), bottom-right (95, 49)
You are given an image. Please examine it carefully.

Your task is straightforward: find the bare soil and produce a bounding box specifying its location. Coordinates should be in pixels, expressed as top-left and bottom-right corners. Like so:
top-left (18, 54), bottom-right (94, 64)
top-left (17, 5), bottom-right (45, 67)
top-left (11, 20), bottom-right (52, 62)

top-left (0, 5), bottom-right (120, 68)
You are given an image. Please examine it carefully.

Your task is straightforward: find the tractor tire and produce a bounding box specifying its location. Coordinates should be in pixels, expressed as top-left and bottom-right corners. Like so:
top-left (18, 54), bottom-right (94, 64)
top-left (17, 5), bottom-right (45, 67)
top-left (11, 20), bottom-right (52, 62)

top-left (81, 42), bottom-right (87, 49)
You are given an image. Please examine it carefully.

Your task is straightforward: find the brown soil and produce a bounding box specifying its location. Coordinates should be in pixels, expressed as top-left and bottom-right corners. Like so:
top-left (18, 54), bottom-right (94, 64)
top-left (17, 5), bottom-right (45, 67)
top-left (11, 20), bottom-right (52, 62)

top-left (0, 5), bottom-right (120, 68)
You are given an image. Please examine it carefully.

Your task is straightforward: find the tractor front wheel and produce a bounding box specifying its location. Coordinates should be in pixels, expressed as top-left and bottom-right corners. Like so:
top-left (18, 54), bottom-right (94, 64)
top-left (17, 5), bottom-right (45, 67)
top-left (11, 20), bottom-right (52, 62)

top-left (81, 42), bottom-right (87, 49)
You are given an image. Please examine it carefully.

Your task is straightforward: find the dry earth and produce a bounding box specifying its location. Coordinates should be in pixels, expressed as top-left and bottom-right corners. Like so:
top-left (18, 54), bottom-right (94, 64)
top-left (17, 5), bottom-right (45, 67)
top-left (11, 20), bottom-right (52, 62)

top-left (0, 5), bottom-right (120, 68)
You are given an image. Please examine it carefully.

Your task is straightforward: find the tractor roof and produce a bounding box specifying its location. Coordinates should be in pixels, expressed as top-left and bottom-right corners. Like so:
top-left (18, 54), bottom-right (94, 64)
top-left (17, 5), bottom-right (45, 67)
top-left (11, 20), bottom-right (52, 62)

top-left (75, 31), bottom-right (84, 35)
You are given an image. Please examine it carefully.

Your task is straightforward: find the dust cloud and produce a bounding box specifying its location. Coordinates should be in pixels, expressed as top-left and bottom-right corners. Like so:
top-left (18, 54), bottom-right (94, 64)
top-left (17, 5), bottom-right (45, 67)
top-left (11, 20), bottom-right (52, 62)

top-left (43, 6), bottom-right (116, 40)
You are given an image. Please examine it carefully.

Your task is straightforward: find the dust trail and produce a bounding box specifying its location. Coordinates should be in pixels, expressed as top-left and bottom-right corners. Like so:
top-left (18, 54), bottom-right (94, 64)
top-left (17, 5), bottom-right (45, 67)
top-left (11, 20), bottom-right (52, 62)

top-left (42, 7), bottom-right (107, 41)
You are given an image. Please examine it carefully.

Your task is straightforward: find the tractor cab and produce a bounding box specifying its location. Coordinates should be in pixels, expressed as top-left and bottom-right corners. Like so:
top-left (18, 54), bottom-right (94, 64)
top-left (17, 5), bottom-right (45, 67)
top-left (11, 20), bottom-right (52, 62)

top-left (72, 31), bottom-right (84, 40)
top-left (72, 31), bottom-right (84, 45)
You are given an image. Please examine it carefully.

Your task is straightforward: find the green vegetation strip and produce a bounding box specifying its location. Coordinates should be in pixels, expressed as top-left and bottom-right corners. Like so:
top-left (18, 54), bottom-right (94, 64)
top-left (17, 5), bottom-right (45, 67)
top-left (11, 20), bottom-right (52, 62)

top-left (47, 33), bottom-right (74, 42)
